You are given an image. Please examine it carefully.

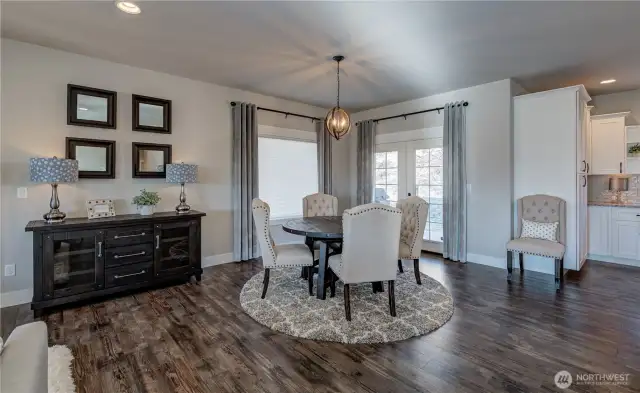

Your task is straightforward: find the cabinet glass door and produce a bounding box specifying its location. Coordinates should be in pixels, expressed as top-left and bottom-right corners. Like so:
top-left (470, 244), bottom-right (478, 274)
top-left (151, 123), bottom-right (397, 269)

top-left (45, 230), bottom-right (103, 297)
top-left (155, 222), bottom-right (192, 275)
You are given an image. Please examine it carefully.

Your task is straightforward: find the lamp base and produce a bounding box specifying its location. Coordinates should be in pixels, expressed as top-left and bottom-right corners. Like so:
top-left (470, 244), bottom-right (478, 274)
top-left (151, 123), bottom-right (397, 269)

top-left (44, 209), bottom-right (66, 223)
top-left (175, 202), bottom-right (191, 214)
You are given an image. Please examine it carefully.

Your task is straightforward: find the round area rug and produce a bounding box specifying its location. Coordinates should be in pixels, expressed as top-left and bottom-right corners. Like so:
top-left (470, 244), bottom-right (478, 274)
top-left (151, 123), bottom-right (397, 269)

top-left (240, 268), bottom-right (454, 343)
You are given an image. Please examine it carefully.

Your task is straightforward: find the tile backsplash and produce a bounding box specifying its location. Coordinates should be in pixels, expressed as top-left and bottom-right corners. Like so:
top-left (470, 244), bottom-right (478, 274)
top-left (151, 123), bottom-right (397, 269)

top-left (588, 175), bottom-right (640, 202)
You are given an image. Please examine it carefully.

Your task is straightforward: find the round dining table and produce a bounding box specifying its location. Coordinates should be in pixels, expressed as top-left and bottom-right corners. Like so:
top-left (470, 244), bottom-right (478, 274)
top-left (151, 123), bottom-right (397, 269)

top-left (282, 216), bottom-right (342, 299)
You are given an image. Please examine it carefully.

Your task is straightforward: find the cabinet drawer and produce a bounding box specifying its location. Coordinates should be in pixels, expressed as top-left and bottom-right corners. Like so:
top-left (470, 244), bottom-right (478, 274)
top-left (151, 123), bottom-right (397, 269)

top-left (105, 243), bottom-right (153, 268)
top-left (105, 226), bottom-right (153, 247)
top-left (105, 262), bottom-right (152, 289)
top-left (614, 208), bottom-right (640, 222)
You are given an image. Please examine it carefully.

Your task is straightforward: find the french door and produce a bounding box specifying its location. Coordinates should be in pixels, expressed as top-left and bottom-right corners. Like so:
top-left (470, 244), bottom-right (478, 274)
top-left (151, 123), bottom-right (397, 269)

top-left (375, 139), bottom-right (444, 253)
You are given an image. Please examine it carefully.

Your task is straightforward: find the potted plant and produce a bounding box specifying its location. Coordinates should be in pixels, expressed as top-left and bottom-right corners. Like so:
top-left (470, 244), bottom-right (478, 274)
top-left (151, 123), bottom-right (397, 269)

top-left (132, 189), bottom-right (160, 216)
top-left (629, 144), bottom-right (640, 157)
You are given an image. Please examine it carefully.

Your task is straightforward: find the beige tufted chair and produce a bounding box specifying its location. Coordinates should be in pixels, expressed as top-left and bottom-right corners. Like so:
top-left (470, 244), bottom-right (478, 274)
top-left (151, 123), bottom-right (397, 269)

top-left (506, 194), bottom-right (566, 290)
top-left (328, 203), bottom-right (402, 321)
top-left (303, 193), bottom-right (339, 217)
top-left (252, 199), bottom-right (315, 298)
top-left (396, 196), bottom-right (429, 284)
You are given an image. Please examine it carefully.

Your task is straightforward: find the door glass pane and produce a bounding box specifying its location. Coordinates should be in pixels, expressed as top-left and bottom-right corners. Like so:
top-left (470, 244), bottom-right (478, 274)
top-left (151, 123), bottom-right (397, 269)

top-left (374, 150), bottom-right (399, 206)
top-left (429, 167), bottom-right (443, 185)
top-left (375, 152), bottom-right (386, 168)
top-left (429, 185), bottom-right (443, 205)
top-left (375, 169), bottom-right (386, 184)
top-left (386, 151), bottom-right (398, 168)
top-left (429, 222), bottom-right (443, 242)
top-left (386, 168), bottom-right (398, 184)
top-left (429, 204), bottom-right (443, 223)
top-left (414, 146), bottom-right (444, 243)
top-left (416, 149), bottom-right (429, 166)
top-left (429, 148), bottom-right (443, 166)
top-left (52, 236), bottom-right (96, 292)
top-left (416, 167), bottom-right (429, 185)
top-left (416, 185), bottom-right (429, 200)
top-left (159, 225), bottom-right (190, 271)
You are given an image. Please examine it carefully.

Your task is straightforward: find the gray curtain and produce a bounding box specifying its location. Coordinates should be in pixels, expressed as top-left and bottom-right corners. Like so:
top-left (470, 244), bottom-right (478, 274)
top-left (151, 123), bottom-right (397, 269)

top-left (232, 102), bottom-right (259, 261)
top-left (442, 102), bottom-right (467, 262)
top-left (357, 120), bottom-right (376, 205)
top-left (316, 120), bottom-right (332, 194)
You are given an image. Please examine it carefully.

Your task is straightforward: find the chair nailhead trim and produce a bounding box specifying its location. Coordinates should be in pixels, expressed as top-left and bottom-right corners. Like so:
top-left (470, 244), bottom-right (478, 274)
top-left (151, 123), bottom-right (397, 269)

top-left (506, 248), bottom-right (565, 258)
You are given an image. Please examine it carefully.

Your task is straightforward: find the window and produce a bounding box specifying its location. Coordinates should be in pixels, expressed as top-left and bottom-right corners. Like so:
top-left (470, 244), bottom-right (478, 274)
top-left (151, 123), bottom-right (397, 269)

top-left (258, 137), bottom-right (318, 220)
top-left (415, 147), bottom-right (443, 242)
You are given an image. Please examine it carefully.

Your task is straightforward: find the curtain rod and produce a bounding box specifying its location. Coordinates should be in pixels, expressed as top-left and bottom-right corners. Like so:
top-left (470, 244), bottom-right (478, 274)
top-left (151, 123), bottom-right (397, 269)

top-left (230, 102), bottom-right (321, 122)
top-left (356, 101), bottom-right (468, 125)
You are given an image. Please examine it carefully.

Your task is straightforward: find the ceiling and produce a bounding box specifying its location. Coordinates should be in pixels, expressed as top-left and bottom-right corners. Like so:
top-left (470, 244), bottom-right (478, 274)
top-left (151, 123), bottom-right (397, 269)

top-left (2, 1), bottom-right (640, 111)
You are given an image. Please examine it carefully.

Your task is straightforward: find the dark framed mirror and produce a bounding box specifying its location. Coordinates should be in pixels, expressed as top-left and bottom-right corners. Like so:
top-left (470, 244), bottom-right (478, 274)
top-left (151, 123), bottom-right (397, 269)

top-left (67, 84), bottom-right (117, 129)
top-left (132, 142), bottom-right (172, 178)
top-left (132, 94), bottom-right (172, 134)
top-left (66, 137), bottom-right (116, 179)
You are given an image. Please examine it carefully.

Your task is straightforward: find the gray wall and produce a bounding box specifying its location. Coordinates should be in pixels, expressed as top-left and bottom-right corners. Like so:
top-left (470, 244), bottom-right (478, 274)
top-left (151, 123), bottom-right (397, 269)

top-left (0, 39), bottom-right (351, 301)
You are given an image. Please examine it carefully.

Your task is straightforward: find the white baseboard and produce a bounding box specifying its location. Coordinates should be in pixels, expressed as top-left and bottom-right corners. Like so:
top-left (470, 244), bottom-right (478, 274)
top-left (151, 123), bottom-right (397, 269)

top-left (1, 288), bottom-right (32, 308)
top-left (588, 254), bottom-right (640, 268)
top-left (466, 253), bottom-right (555, 275)
top-left (1, 253), bottom-right (236, 309)
top-left (202, 252), bottom-right (234, 267)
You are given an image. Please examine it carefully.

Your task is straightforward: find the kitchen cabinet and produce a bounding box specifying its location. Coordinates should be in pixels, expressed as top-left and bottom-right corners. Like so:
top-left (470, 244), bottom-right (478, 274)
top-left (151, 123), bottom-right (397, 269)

top-left (611, 220), bottom-right (640, 259)
top-left (590, 113), bottom-right (629, 174)
top-left (588, 206), bottom-right (610, 256)
top-left (588, 205), bottom-right (640, 265)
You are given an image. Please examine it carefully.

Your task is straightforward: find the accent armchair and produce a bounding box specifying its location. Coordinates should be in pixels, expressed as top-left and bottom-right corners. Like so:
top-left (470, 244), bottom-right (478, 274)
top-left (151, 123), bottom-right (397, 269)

top-left (506, 194), bottom-right (566, 290)
top-left (396, 196), bottom-right (429, 284)
top-left (252, 198), bottom-right (315, 298)
top-left (328, 203), bottom-right (402, 321)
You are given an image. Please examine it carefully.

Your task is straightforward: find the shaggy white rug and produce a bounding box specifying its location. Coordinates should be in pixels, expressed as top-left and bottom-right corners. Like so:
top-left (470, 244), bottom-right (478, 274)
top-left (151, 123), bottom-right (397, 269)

top-left (48, 345), bottom-right (76, 393)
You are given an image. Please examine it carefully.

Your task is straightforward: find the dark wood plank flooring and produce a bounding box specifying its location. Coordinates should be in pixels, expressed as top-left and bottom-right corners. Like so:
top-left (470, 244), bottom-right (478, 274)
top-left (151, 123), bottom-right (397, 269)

top-left (2, 255), bottom-right (640, 393)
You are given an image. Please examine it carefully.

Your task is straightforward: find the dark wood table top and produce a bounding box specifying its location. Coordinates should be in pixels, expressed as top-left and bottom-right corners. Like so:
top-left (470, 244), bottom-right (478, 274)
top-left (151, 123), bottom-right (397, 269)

top-left (282, 216), bottom-right (342, 239)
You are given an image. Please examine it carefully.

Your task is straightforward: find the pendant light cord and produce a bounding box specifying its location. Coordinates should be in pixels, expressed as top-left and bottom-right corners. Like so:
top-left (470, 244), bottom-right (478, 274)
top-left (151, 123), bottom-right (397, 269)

top-left (336, 59), bottom-right (340, 109)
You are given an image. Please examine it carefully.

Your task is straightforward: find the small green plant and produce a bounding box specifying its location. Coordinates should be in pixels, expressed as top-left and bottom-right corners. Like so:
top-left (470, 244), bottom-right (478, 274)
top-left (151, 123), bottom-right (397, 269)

top-left (132, 189), bottom-right (160, 206)
top-left (629, 144), bottom-right (640, 155)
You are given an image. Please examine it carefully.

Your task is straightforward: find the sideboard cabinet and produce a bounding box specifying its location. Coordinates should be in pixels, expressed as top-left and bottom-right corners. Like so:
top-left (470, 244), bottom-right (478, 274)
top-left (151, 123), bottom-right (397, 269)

top-left (25, 211), bottom-right (205, 316)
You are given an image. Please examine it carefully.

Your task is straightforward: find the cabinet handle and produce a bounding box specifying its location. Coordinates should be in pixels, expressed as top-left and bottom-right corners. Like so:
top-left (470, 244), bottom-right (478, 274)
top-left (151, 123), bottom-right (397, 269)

top-left (114, 251), bottom-right (146, 259)
top-left (582, 176), bottom-right (587, 187)
top-left (114, 270), bottom-right (146, 279)
top-left (586, 163), bottom-right (589, 173)
top-left (581, 160), bottom-right (586, 172)
top-left (620, 162), bottom-right (623, 173)
top-left (114, 232), bottom-right (145, 239)
top-left (156, 235), bottom-right (160, 249)
top-left (97, 241), bottom-right (102, 257)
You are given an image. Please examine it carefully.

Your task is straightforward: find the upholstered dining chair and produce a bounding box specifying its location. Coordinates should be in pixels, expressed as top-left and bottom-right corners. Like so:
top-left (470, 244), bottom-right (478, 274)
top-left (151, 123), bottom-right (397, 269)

top-left (252, 198), bottom-right (315, 298)
top-left (396, 196), bottom-right (429, 284)
top-left (303, 193), bottom-right (339, 217)
top-left (506, 194), bottom-right (566, 290)
top-left (328, 203), bottom-right (402, 321)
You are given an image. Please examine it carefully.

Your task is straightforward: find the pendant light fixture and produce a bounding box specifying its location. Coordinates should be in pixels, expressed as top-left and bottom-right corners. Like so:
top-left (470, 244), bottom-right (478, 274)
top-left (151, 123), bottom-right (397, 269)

top-left (325, 55), bottom-right (351, 141)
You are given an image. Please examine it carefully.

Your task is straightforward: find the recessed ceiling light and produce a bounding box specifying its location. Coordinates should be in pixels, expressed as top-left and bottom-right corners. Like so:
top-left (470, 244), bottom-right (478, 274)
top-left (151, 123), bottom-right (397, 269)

top-left (600, 79), bottom-right (616, 84)
top-left (115, 1), bottom-right (141, 14)
top-left (78, 107), bottom-right (89, 111)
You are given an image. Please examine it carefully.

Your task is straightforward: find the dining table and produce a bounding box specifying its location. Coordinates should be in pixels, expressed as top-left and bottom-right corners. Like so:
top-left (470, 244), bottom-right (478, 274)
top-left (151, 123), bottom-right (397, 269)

top-left (282, 216), bottom-right (343, 299)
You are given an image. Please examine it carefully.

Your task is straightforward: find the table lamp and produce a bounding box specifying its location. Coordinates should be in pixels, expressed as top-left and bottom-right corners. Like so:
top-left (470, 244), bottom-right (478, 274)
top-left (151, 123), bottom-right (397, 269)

top-left (29, 157), bottom-right (79, 223)
top-left (166, 163), bottom-right (198, 213)
top-left (609, 175), bottom-right (629, 203)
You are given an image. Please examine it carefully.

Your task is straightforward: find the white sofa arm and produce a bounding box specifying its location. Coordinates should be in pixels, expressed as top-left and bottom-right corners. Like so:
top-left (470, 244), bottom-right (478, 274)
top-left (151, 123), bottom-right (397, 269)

top-left (0, 321), bottom-right (48, 393)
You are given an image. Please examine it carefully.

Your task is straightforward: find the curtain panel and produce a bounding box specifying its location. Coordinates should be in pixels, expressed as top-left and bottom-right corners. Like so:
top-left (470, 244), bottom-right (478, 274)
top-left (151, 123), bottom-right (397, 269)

top-left (316, 120), bottom-right (332, 194)
top-left (442, 102), bottom-right (467, 262)
top-left (232, 102), bottom-right (259, 261)
top-left (357, 120), bottom-right (376, 205)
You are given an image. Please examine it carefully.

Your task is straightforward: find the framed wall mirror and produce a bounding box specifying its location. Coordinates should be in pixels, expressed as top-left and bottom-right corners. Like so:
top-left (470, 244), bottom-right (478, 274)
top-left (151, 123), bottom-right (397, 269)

top-left (67, 84), bottom-right (117, 129)
top-left (132, 94), bottom-right (172, 134)
top-left (66, 137), bottom-right (116, 179)
top-left (132, 142), bottom-right (172, 178)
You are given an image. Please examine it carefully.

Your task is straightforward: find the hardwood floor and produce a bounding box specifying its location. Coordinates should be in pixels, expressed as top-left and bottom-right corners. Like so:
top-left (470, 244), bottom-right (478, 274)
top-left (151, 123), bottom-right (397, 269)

top-left (2, 255), bottom-right (640, 393)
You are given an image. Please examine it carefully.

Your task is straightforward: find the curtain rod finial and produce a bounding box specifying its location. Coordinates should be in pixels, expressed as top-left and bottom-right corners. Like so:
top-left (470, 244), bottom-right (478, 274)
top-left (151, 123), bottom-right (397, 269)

top-left (230, 102), bottom-right (237, 107)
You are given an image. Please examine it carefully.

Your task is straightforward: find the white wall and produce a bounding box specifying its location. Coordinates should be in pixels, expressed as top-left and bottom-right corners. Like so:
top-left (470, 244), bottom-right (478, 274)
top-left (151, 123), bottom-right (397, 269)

top-left (0, 39), bottom-right (351, 304)
top-left (350, 79), bottom-right (515, 267)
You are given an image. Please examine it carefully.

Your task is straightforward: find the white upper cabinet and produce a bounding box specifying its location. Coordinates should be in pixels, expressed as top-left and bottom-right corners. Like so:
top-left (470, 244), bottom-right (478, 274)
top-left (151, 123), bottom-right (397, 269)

top-left (590, 112), bottom-right (630, 175)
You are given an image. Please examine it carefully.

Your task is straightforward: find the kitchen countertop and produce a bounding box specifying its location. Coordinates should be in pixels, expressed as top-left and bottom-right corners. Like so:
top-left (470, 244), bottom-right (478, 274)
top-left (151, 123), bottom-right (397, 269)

top-left (588, 201), bottom-right (640, 208)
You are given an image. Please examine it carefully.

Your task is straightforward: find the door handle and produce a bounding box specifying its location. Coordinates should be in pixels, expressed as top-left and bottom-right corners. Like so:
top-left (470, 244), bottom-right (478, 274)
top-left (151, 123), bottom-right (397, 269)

top-left (156, 235), bottom-right (160, 249)
top-left (97, 241), bottom-right (102, 257)
top-left (114, 232), bottom-right (146, 239)
top-left (408, 192), bottom-right (412, 196)
top-left (114, 251), bottom-right (146, 259)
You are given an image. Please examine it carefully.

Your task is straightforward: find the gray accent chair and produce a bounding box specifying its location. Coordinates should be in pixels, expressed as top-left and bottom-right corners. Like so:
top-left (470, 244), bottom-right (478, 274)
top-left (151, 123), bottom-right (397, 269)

top-left (506, 195), bottom-right (566, 290)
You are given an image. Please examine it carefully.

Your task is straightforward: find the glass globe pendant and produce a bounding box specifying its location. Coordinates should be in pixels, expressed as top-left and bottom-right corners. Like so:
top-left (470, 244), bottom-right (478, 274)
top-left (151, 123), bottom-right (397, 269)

top-left (325, 55), bottom-right (351, 141)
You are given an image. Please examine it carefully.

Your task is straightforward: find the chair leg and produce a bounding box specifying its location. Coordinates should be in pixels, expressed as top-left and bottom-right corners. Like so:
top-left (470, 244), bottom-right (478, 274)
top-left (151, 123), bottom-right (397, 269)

top-left (388, 280), bottom-right (397, 317)
top-left (329, 269), bottom-right (336, 298)
top-left (371, 281), bottom-right (384, 293)
top-left (308, 267), bottom-right (314, 296)
top-left (554, 259), bottom-right (561, 291)
top-left (519, 253), bottom-right (524, 275)
top-left (397, 259), bottom-right (404, 273)
top-left (261, 268), bottom-right (270, 299)
top-left (413, 259), bottom-right (421, 285)
top-left (507, 250), bottom-right (513, 281)
top-left (343, 284), bottom-right (351, 321)
top-left (560, 258), bottom-right (565, 282)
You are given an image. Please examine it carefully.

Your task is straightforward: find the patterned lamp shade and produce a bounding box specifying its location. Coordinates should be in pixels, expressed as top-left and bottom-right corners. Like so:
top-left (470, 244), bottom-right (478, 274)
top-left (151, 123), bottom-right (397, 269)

top-left (166, 163), bottom-right (198, 184)
top-left (29, 157), bottom-right (79, 183)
